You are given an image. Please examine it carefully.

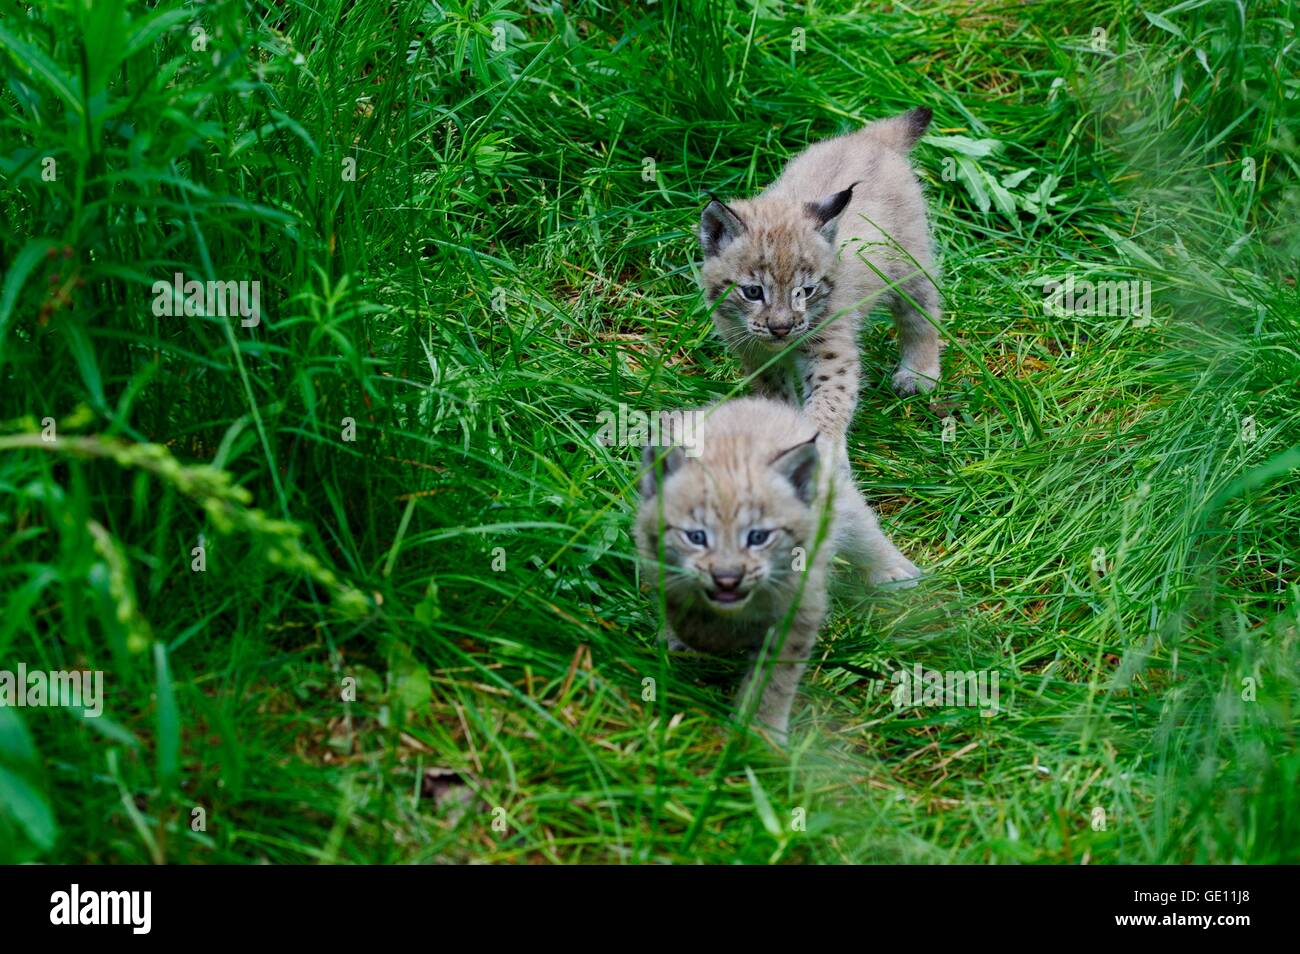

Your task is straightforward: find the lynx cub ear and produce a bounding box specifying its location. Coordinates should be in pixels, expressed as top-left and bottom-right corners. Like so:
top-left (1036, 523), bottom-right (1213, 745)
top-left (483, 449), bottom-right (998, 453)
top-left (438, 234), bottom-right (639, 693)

top-left (804, 185), bottom-right (856, 242)
top-left (769, 433), bottom-right (820, 504)
top-left (700, 197), bottom-right (747, 257)
top-left (641, 444), bottom-right (686, 497)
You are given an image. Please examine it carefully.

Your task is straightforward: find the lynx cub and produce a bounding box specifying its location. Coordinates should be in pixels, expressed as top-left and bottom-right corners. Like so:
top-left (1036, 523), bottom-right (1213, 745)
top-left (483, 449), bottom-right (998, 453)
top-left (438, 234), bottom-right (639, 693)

top-left (635, 398), bottom-right (919, 740)
top-left (699, 107), bottom-right (941, 444)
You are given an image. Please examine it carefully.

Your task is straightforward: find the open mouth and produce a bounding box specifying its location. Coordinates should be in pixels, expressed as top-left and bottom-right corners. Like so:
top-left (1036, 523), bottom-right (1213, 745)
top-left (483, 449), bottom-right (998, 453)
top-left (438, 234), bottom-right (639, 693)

top-left (708, 589), bottom-right (749, 606)
top-left (759, 328), bottom-right (806, 343)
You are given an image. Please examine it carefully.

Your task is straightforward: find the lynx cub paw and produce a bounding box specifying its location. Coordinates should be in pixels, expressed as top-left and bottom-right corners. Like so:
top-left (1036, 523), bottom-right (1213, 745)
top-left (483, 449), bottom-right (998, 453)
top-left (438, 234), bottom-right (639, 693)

top-left (891, 363), bottom-right (940, 396)
top-left (869, 554), bottom-right (923, 588)
top-left (660, 630), bottom-right (689, 652)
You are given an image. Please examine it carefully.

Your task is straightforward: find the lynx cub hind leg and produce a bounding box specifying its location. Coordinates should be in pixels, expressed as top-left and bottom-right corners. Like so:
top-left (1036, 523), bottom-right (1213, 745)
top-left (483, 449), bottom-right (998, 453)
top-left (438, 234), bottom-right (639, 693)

top-left (834, 482), bottom-right (922, 587)
top-left (889, 271), bottom-right (942, 396)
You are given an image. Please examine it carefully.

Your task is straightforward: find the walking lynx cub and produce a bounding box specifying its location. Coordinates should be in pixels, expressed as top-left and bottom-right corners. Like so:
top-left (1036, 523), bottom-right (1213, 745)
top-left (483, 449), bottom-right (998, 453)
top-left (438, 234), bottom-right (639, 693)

top-left (635, 398), bottom-right (919, 740)
top-left (699, 107), bottom-right (941, 444)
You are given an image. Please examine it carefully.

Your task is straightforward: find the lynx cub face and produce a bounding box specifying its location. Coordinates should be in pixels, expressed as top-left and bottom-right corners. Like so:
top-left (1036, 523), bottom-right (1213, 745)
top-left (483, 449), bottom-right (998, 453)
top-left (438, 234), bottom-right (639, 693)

top-left (699, 190), bottom-right (854, 345)
top-left (636, 404), bottom-right (821, 619)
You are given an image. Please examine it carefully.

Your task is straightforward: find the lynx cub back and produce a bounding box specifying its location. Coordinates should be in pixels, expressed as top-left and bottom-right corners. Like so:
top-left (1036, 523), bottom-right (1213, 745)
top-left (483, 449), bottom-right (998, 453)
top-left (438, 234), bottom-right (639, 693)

top-left (635, 397), bottom-right (918, 739)
top-left (699, 107), bottom-right (942, 444)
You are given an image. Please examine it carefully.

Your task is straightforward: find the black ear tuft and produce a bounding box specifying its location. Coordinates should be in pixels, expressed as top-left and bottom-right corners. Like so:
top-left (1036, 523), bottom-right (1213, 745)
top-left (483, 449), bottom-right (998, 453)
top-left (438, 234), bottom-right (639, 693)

top-left (769, 433), bottom-right (820, 504)
top-left (640, 444), bottom-right (685, 497)
top-left (804, 186), bottom-right (856, 239)
top-left (905, 106), bottom-right (933, 143)
top-left (700, 197), bottom-right (747, 257)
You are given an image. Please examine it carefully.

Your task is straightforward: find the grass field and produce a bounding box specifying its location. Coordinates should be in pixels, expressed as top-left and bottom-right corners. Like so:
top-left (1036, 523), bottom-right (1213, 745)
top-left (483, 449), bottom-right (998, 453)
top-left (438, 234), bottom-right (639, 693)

top-left (1, 0), bottom-right (1298, 864)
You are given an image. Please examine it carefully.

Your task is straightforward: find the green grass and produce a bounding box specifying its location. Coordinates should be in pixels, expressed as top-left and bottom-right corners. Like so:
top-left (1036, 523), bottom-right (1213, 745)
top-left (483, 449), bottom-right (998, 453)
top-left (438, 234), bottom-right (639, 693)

top-left (1, 0), bottom-right (1297, 864)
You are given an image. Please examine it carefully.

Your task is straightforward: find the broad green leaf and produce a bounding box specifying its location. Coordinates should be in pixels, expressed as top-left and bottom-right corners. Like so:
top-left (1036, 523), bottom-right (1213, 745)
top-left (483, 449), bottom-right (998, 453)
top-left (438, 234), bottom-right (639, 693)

top-left (0, 706), bottom-right (39, 768)
top-left (0, 766), bottom-right (57, 854)
top-left (391, 646), bottom-right (432, 712)
top-left (984, 166), bottom-right (1019, 219)
top-left (924, 135), bottom-right (1001, 158)
top-left (124, 7), bottom-right (192, 59)
top-left (955, 155), bottom-right (990, 212)
top-left (61, 320), bottom-right (107, 411)
top-left (1002, 167), bottom-right (1035, 189)
top-left (82, 0), bottom-right (128, 97)
top-left (0, 238), bottom-right (57, 352)
top-left (1144, 10), bottom-right (1187, 41)
top-left (0, 22), bottom-right (81, 114)
top-left (0, 709), bottom-right (56, 857)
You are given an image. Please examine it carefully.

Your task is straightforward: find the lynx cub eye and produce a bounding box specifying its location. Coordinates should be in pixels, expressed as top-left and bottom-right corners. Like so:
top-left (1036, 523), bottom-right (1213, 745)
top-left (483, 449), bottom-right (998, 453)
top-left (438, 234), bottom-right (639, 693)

top-left (683, 529), bottom-right (709, 547)
top-left (746, 528), bottom-right (772, 547)
top-left (802, 284), bottom-right (818, 298)
top-left (740, 284), bottom-right (764, 302)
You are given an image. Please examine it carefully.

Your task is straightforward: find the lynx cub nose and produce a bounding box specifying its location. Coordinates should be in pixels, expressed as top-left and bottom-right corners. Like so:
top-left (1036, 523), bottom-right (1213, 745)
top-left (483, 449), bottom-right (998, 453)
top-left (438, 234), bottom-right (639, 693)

top-left (710, 569), bottom-right (743, 591)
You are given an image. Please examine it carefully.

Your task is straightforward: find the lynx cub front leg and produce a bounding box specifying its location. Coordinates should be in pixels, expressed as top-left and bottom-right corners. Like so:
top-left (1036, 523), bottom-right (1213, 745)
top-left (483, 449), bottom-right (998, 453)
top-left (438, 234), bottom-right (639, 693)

top-left (797, 327), bottom-right (862, 445)
top-left (659, 624), bottom-right (689, 653)
top-left (839, 486), bottom-right (921, 587)
top-left (735, 610), bottom-right (822, 742)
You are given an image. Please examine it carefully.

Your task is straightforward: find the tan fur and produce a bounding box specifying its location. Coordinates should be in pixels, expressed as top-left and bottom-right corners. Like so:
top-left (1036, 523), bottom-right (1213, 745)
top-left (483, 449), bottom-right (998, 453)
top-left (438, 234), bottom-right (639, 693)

top-left (699, 107), bottom-right (943, 442)
top-left (635, 398), bottom-right (919, 740)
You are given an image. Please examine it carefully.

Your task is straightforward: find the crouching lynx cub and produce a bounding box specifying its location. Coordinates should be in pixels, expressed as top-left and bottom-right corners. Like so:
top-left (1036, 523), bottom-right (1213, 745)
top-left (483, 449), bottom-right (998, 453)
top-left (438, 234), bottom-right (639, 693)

top-left (635, 397), bottom-right (919, 740)
top-left (699, 107), bottom-right (941, 444)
